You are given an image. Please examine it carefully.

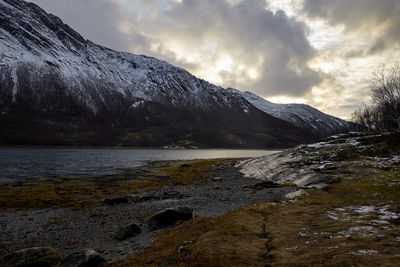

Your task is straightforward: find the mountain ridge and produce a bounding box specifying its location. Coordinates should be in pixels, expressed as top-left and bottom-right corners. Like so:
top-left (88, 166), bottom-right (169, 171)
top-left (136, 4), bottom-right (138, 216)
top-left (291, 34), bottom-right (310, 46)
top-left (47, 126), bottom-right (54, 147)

top-left (0, 0), bottom-right (353, 148)
top-left (240, 91), bottom-right (354, 136)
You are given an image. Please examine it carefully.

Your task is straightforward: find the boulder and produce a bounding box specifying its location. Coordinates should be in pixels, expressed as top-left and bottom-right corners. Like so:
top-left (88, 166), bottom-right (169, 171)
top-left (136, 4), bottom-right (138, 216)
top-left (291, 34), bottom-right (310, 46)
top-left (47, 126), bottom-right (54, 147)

top-left (244, 181), bottom-right (279, 190)
top-left (103, 197), bottom-right (128, 205)
top-left (285, 189), bottom-right (308, 199)
top-left (148, 207), bottom-right (193, 230)
top-left (180, 164), bottom-right (191, 168)
top-left (115, 223), bottom-right (142, 241)
top-left (131, 194), bottom-right (160, 203)
top-left (212, 177), bottom-right (223, 182)
top-left (162, 190), bottom-right (189, 200)
top-left (59, 249), bottom-right (106, 267)
top-left (130, 191), bottom-right (190, 203)
top-left (0, 246), bottom-right (61, 267)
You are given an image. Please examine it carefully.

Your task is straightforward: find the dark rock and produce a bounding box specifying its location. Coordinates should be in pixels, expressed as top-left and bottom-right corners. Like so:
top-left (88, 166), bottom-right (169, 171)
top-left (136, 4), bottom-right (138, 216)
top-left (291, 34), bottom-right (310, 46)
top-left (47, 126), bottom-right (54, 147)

top-left (162, 190), bottom-right (180, 197)
top-left (390, 217), bottom-right (400, 225)
top-left (130, 191), bottom-right (190, 203)
top-left (103, 197), bottom-right (128, 205)
top-left (244, 181), bottom-right (279, 190)
top-left (148, 206), bottom-right (193, 230)
top-left (0, 246), bottom-right (61, 267)
top-left (131, 194), bottom-right (160, 203)
top-left (115, 223), bottom-right (141, 241)
top-left (59, 249), bottom-right (106, 267)
top-left (180, 164), bottom-right (191, 168)
top-left (162, 190), bottom-right (189, 200)
top-left (212, 177), bottom-right (223, 182)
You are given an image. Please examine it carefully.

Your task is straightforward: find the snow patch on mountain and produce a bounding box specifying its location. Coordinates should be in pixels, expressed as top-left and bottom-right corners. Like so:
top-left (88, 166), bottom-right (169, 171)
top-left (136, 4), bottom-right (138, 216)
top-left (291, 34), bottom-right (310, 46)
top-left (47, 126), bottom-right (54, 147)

top-left (0, 0), bottom-right (251, 111)
top-left (0, 0), bottom-right (355, 140)
top-left (241, 91), bottom-right (354, 135)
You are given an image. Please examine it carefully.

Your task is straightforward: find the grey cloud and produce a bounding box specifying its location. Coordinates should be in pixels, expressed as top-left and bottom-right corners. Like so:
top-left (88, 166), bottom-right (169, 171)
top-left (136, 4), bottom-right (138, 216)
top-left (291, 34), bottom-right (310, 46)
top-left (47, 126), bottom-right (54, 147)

top-left (368, 39), bottom-right (387, 55)
top-left (303, 0), bottom-right (400, 54)
top-left (29, 0), bottom-right (151, 53)
top-left (30, 0), bottom-right (323, 97)
top-left (153, 0), bottom-right (322, 96)
top-left (345, 39), bottom-right (387, 58)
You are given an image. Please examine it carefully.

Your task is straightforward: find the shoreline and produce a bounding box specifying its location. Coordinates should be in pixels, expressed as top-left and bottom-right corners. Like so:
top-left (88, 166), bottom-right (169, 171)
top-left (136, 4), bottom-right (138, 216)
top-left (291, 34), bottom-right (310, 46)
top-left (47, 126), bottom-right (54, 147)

top-left (0, 158), bottom-right (297, 262)
top-left (2, 132), bottom-right (399, 266)
top-left (0, 144), bottom-right (286, 150)
top-left (0, 148), bottom-right (279, 184)
top-left (0, 157), bottom-right (253, 185)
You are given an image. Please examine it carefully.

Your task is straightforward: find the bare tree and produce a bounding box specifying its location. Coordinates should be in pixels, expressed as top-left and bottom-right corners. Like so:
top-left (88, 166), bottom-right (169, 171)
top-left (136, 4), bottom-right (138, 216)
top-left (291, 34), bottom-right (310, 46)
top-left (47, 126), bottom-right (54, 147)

top-left (370, 65), bottom-right (400, 129)
top-left (353, 65), bottom-right (400, 131)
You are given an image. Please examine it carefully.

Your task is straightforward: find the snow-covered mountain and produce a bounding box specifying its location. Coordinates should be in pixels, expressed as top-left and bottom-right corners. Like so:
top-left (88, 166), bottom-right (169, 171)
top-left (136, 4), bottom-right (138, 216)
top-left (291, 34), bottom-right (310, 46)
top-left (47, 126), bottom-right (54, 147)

top-left (0, 0), bottom-right (249, 110)
top-left (240, 91), bottom-right (355, 136)
top-left (0, 0), bottom-right (353, 147)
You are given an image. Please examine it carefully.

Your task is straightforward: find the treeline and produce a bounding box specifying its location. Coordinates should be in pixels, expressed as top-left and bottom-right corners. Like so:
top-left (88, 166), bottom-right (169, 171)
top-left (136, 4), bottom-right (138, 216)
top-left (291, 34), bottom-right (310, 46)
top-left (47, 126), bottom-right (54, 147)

top-left (353, 65), bottom-right (400, 131)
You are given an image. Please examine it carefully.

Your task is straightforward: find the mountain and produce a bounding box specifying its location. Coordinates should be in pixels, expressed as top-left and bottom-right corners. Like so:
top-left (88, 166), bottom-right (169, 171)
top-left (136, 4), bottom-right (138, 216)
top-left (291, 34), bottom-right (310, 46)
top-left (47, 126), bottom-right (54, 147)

top-left (240, 91), bottom-right (356, 137)
top-left (0, 0), bottom-right (349, 148)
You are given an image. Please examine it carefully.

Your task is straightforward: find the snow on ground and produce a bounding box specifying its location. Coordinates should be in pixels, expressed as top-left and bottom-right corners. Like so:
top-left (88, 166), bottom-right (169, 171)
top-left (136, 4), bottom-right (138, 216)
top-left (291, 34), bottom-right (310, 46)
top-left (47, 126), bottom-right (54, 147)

top-left (349, 250), bottom-right (379, 256)
top-left (326, 205), bottom-right (400, 239)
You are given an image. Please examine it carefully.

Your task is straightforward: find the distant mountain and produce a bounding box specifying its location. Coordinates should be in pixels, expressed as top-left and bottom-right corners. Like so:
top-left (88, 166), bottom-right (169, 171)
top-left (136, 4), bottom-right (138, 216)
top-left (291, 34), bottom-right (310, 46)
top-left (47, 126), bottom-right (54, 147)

top-left (240, 91), bottom-right (356, 137)
top-left (0, 0), bottom-right (351, 148)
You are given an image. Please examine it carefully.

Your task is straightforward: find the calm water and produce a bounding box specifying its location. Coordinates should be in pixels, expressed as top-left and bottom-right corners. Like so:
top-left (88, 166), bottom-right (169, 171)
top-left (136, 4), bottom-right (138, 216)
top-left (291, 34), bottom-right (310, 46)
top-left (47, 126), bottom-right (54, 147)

top-left (0, 148), bottom-right (277, 182)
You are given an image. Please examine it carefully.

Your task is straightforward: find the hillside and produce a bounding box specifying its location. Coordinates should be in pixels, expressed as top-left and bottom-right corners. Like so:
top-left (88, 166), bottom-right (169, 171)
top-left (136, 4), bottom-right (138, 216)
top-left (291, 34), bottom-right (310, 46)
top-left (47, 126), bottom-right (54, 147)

top-left (0, 0), bottom-right (354, 148)
top-left (0, 0), bottom-right (315, 148)
top-left (241, 91), bottom-right (356, 137)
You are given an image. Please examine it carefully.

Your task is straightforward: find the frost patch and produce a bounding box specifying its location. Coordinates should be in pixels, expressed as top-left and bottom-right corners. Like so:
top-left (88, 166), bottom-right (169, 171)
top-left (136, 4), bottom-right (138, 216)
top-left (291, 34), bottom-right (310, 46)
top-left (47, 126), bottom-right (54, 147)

top-left (328, 205), bottom-right (400, 223)
top-left (325, 210), bottom-right (351, 222)
top-left (389, 155), bottom-right (400, 163)
top-left (338, 226), bottom-right (377, 238)
top-left (349, 249), bottom-right (378, 256)
top-left (297, 232), bottom-right (308, 237)
top-left (378, 206), bottom-right (400, 220)
top-left (353, 206), bottom-right (376, 213)
top-left (328, 205), bottom-right (400, 239)
top-left (370, 220), bottom-right (390, 225)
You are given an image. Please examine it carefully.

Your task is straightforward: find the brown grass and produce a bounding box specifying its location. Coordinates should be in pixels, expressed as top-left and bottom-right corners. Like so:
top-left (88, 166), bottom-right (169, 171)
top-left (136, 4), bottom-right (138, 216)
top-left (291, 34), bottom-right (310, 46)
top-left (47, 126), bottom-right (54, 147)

top-left (112, 160), bottom-right (400, 266)
top-left (112, 210), bottom-right (269, 267)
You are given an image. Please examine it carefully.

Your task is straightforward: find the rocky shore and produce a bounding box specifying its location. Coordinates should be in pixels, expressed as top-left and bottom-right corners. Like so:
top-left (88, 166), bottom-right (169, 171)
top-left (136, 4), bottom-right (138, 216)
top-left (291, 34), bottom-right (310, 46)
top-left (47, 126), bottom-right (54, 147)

top-left (1, 132), bottom-right (400, 266)
top-left (0, 158), bottom-right (297, 265)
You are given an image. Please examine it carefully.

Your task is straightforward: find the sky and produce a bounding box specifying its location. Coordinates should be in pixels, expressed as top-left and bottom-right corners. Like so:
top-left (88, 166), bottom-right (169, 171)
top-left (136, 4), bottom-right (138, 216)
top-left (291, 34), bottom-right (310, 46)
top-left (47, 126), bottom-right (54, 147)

top-left (29, 0), bottom-right (400, 119)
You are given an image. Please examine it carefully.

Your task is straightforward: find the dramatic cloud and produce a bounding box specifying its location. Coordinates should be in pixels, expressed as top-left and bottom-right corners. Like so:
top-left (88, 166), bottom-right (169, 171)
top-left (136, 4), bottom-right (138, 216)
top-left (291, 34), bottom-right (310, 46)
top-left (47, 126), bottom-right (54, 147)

top-left (303, 0), bottom-right (400, 55)
top-left (30, 0), bottom-right (322, 97)
top-left (29, 0), bottom-right (400, 119)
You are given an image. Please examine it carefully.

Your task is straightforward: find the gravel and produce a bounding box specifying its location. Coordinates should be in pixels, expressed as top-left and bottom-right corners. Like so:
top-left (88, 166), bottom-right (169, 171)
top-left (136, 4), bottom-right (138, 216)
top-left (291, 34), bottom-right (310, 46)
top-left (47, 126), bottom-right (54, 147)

top-left (0, 160), bottom-right (297, 261)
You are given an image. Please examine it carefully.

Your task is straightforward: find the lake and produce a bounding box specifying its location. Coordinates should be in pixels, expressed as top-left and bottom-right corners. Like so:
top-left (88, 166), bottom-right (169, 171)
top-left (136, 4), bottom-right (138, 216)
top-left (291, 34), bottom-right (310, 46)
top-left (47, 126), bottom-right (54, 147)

top-left (0, 148), bottom-right (278, 182)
